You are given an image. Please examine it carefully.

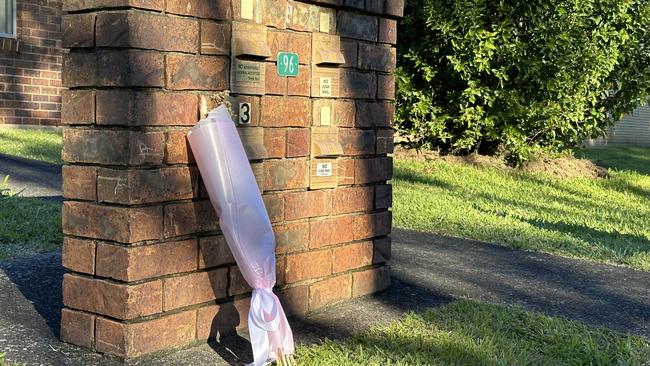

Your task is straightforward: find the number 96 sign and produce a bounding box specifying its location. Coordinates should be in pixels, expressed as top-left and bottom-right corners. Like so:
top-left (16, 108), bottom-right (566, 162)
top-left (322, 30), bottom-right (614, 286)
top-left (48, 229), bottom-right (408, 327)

top-left (276, 52), bottom-right (299, 77)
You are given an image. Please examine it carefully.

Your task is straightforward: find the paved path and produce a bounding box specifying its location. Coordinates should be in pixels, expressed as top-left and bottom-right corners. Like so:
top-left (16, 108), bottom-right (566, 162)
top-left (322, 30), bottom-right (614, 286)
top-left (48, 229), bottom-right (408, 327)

top-left (1, 229), bottom-right (648, 365)
top-left (0, 153), bottom-right (61, 198)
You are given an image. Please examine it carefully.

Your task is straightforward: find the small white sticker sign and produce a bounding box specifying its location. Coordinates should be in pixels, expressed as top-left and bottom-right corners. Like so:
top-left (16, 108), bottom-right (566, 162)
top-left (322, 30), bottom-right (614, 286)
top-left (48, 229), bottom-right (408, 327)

top-left (320, 105), bottom-right (331, 126)
top-left (320, 13), bottom-right (330, 33)
top-left (241, 0), bottom-right (254, 20)
top-left (320, 77), bottom-right (332, 97)
top-left (239, 103), bottom-right (252, 125)
top-left (316, 163), bottom-right (333, 177)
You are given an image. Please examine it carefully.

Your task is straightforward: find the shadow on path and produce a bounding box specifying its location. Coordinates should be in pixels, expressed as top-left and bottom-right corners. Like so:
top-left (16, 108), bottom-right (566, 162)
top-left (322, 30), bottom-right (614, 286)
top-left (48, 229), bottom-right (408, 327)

top-left (0, 153), bottom-right (62, 198)
top-left (1, 228), bottom-right (649, 365)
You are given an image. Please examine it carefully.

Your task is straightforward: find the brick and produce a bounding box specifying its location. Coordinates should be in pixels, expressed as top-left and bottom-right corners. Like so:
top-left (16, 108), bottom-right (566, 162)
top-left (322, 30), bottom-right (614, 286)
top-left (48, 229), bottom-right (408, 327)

top-left (337, 12), bottom-right (377, 42)
top-left (277, 285), bottom-right (308, 316)
top-left (288, 66), bottom-right (311, 96)
top-left (344, 0), bottom-right (364, 9)
top-left (333, 186), bottom-right (374, 214)
top-left (385, 0), bottom-right (405, 17)
top-left (339, 128), bottom-right (376, 156)
top-left (62, 165), bottom-right (97, 201)
top-left (309, 215), bottom-right (355, 248)
top-left (196, 298), bottom-right (249, 340)
top-left (62, 237), bottom-right (96, 275)
top-left (199, 235), bottom-right (236, 269)
top-left (96, 90), bottom-right (198, 126)
top-left (62, 14), bottom-right (95, 48)
top-left (333, 241), bottom-right (373, 273)
top-left (353, 211), bottom-right (392, 240)
top-left (261, 96), bottom-right (311, 127)
top-left (95, 310), bottom-right (196, 358)
top-left (96, 12), bottom-right (198, 53)
top-left (285, 249), bottom-right (332, 283)
top-left (286, 128), bottom-right (310, 157)
top-left (288, 32), bottom-right (312, 65)
top-left (340, 69), bottom-right (376, 99)
top-left (376, 128), bottom-right (394, 154)
top-left (365, 0), bottom-right (384, 14)
top-left (374, 236), bottom-right (391, 263)
top-left (63, 201), bottom-right (163, 243)
top-left (163, 268), bottom-right (228, 311)
top-left (63, 0), bottom-right (165, 11)
top-left (164, 201), bottom-right (219, 238)
top-left (201, 21), bottom-right (231, 55)
top-left (63, 274), bottom-right (162, 320)
top-left (61, 309), bottom-right (95, 348)
top-left (165, 129), bottom-right (195, 164)
top-left (229, 266), bottom-right (252, 296)
top-left (375, 184), bottom-right (393, 209)
top-left (265, 63), bottom-right (288, 95)
top-left (97, 167), bottom-right (197, 205)
top-left (264, 0), bottom-right (288, 28)
top-left (166, 55), bottom-right (229, 90)
top-left (352, 266), bottom-right (390, 297)
top-left (338, 158), bottom-right (355, 185)
top-left (309, 273), bottom-right (351, 310)
top-left (62, 129), bottom-right (165, 165)
top-left (287, 1), bottom-right (318, 32)
top-left (379, 18), bottom-right (397, 44)
top-left (264, 159), bottom-right (310, 191)
top-left (340, 40), bottom-right (358, 68)
top-left (359, 44), bottom-right (396, 72)
top-left (356, 101), bottom-right (394, 128)
top-left (61, 90), bottom-right (94, 125)
top-left (285, 190), bottom-right (331, 220)
top-left (274, 222), bottom-right (309, 254)
top-left (355, 156), bottom-right (393, 184)
top-left (263, 193), bottom-right (285, 223)
top-left (263, 128), bottom-right (286, 159)
top-left (268, 30), bottom-right (288, 62)
top-left (64, 51), bottom-right (165, 88)
top-left (166, 0), bottom-right (231, 20)
top-left (96, 240), bottom-right (198, 282)
top-left (377, 74), bottom-right (396, 100)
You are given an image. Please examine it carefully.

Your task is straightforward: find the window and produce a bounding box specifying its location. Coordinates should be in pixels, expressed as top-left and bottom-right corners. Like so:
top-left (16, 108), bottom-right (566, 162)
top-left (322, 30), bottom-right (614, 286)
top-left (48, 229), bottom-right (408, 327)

top-left (0, 0), bottom-right (15, 38)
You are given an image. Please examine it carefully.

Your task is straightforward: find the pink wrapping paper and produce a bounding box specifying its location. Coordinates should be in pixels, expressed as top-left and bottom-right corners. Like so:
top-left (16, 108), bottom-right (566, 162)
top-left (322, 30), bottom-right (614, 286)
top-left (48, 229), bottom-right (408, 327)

top-left (187, 105), bottom-right (294, 365)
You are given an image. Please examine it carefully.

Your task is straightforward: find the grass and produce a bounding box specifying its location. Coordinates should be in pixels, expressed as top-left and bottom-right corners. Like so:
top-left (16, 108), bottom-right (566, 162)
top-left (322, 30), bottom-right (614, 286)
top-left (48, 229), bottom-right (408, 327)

top-left (297, 300), bottom-right (650, 365)
top-left (576, 147), bottom-right (650, 176)
top-left (0, 353), bottom-right (24, 366)
top-left (392, 148), bottom-right (650, 271)
top-left (0, 128), bottom-right (62, 164)
top-left (0, 181), bottom-right (62, 261)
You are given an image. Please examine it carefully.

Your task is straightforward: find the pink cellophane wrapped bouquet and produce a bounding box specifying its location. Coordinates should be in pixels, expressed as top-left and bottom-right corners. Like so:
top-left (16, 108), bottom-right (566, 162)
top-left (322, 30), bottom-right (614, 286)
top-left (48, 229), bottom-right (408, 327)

top-left (187, 105), bottom-right (294, 366)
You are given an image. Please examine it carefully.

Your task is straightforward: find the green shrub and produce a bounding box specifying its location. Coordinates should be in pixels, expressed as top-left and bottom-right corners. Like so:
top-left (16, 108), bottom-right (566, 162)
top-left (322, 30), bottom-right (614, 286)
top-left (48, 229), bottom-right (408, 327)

top-left (397, 0), bottom-right (650, 164)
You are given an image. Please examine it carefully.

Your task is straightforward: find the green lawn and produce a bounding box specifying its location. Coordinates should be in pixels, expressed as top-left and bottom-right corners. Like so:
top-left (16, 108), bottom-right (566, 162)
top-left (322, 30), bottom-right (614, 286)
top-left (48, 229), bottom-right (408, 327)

top-left (0, 195), bottom-right (62, 261)
top-left (298, 300), bottom-right (650, 365)
top-left (0, 352), bottom-right (24, 366)
top-left (576, 147), bottom-right (650, 175)
top-left (393, 148), bottom-right (650, 271)
top-left (0, 128), bottom-right (62, 164)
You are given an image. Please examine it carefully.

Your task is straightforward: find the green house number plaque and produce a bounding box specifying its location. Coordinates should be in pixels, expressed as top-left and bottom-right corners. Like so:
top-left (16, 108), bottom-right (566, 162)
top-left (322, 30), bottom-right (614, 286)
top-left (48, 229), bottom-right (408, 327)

top-left (277, 52), bottom-right (299, 77)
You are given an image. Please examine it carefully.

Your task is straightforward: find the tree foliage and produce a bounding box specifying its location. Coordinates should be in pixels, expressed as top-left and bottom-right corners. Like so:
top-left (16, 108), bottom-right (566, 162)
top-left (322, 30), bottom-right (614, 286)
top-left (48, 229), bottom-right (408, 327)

top-left (397, 0), bottom-right (650, 163)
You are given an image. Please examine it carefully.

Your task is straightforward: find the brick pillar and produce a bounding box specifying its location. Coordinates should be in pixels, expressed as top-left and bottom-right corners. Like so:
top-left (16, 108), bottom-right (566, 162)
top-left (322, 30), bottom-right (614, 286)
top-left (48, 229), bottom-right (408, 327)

top-left (60, 0), bottom-right (403, 359)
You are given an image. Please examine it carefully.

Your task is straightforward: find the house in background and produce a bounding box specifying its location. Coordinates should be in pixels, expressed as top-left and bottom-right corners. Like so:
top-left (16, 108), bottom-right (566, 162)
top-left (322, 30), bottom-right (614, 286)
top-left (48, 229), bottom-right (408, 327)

top-left (0, 0), bottom-right (63, 126)
top-left (589, 106), bottom-right (650, 147)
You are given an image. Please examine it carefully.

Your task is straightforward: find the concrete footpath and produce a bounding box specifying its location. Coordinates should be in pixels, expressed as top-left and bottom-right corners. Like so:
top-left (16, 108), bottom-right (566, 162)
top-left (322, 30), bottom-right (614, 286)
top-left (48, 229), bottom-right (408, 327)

top-left (0, 153), bottom-right (61, 199)
top-left (1, 229), bottom-right (648, 365)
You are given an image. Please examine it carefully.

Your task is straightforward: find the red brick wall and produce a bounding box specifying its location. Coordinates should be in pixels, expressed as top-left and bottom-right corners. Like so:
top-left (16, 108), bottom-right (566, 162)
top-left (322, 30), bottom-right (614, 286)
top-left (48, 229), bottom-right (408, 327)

top-left (60, 0), bottom-right (402, 358)
top-left (0, 0), bottom-right (63, 126)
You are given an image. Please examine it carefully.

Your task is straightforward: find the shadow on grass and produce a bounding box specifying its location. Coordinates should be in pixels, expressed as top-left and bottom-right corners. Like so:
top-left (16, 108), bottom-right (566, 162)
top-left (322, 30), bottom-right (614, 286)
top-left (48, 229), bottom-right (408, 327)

top-left (576, 147), bottom-right (650, 176)
top-left (0, 130), bottom-right (62, 165)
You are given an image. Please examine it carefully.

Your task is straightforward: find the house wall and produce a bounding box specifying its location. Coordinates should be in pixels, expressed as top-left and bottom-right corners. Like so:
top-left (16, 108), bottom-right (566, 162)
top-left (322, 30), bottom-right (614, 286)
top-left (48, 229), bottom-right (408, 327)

top-left (0, 0), bottom-right (63, 126)
top-left (589, 105), bottom-right (650, 147)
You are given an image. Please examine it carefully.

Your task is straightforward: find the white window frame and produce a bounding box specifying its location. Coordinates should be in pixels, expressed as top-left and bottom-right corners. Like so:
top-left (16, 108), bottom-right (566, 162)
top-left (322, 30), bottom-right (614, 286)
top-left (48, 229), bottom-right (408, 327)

top-left (0, 0), bottom-right (16, 39)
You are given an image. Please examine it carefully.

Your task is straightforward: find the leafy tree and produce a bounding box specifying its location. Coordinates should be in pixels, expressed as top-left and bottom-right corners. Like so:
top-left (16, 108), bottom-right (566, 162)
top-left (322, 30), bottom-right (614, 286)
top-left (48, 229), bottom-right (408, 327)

top-left (397, 0), bottom-right (650, 163)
